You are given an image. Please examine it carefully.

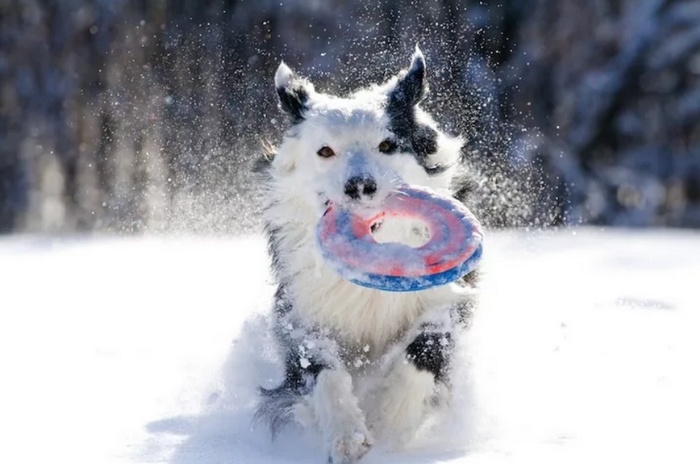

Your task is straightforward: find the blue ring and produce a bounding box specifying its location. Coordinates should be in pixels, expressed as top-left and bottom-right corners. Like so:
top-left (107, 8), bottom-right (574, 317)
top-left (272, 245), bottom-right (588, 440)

top-left (321, 242), bottom-right (483, 292)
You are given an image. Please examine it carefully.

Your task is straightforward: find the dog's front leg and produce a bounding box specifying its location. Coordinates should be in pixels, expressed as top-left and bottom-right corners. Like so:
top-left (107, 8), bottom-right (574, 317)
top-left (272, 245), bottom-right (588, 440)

top-left (278, 317), bottom-right (372, 463)
top-left (366, 301), bottom-right (467, 446)
top-left (303, 368), bottom-right (372, 464)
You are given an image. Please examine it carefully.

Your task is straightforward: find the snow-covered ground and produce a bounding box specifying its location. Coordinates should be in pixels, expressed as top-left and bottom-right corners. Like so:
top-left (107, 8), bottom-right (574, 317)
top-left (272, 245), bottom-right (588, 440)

top-left (1, 229), bottom-right (698, 464)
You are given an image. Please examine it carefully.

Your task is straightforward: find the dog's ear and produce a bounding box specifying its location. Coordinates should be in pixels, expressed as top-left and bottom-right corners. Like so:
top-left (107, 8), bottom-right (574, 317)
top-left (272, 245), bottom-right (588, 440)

top-left (388, 46), bottom-right (427, 109)
top-left (275, 61), bottom-right (313, 123)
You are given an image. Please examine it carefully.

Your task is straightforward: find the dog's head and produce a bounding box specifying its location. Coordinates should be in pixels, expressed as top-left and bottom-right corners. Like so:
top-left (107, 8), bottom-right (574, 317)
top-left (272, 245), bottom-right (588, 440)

top-left (267, 47), bottom-right (463, 219)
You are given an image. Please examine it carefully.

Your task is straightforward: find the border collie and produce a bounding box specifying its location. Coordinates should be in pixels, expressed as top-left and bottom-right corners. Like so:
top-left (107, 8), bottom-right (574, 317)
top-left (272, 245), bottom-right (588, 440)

top-left (255, 47), bottom-right (478, 463)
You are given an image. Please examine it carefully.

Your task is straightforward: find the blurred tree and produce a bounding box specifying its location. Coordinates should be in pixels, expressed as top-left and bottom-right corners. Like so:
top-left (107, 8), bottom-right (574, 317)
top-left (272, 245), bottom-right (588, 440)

top-left (0, 0), bottom-right (699, 233)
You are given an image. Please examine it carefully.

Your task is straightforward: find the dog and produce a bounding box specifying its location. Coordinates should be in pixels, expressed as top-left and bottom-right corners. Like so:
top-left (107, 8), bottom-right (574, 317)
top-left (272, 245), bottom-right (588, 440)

top-left (255, 47), bottom-right (478, 463)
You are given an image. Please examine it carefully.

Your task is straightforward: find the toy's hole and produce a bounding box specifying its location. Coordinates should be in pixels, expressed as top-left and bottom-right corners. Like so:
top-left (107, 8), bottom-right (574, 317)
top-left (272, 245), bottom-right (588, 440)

top-left (371, 216), bottom-right (431, 248)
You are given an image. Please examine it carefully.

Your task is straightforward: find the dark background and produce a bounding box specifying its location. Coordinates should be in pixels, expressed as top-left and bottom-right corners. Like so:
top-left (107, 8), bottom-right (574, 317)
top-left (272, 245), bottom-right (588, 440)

top-left (1, 0), bottom-right (699, 234)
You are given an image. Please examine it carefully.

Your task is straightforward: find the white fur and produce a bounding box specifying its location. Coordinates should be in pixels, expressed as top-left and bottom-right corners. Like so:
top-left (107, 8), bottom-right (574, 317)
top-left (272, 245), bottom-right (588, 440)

top-left (274, 61), bottom-right (295, 89)
top-left (365, 360), bottom-right (437, 445)
top-left (297, 370), bottom-right (372, 463)
top-left (263, 52), bottom-right (473, 458)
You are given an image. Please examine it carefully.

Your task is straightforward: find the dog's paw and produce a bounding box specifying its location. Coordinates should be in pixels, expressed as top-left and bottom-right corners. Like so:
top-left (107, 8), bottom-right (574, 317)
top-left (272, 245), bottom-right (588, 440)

top-left (328, 430), bottom-right (372, 464)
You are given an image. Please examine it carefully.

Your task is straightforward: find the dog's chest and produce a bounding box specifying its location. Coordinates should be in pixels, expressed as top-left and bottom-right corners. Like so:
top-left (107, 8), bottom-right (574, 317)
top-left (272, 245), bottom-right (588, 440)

top-left (269, 205), bottom-right (457, 356)
top-left (292, 271), bottom-right (426, 354)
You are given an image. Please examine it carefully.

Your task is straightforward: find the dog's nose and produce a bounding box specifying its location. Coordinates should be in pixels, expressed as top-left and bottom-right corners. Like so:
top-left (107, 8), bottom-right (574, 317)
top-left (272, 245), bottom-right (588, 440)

top-left (344, 176), bottom-right (377, 200)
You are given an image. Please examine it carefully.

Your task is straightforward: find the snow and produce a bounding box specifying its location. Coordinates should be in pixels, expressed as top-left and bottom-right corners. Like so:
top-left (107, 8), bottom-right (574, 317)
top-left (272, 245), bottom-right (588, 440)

top-left (1, 229), bottom-right (699, 464)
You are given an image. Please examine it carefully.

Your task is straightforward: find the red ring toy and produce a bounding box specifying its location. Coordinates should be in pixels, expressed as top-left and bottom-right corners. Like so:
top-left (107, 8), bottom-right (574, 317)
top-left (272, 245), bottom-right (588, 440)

top-left (316, 185), bottom-right (483, 292)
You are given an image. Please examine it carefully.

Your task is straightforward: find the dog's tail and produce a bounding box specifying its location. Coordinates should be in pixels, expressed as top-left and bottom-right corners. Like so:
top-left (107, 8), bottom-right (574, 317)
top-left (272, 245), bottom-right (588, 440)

top-left (253, 384), bottom-right (301, 438)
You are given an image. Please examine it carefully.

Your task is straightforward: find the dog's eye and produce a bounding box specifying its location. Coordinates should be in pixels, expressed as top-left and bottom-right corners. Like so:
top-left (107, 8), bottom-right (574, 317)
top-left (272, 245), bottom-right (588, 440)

top-left (378, 139), bottom-right (397, 154)
top-left (317, 146), bottom-right (336, 158)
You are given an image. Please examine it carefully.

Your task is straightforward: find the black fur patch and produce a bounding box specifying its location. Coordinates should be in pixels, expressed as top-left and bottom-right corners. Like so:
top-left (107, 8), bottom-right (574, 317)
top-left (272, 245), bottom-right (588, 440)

top-left (390, 55), bottom-right (427, 108)
top-left (264, 222), bottom-right (285, 282)
top-left (386, 61), bottom-right (445, 176)
top-left (386, 113), bottom-right (443, 175)
top-left (412, 125), bottom-right (439, 157)
top-left (277, 83), bottom-right (309, 123)
top-left (405, 331), bottom-right (453, 381)
top-left (257, 364), bottom-right (321, 438)
top-left (256, 329), bottom-right (327, 437)
top-left (255, 385), bottom-right (299, 437)
top-left (272, 285), bottom-right (293, 315)
top-left (424, 163), bottom-right (450, 176)
top-left (283, 350), bottom-right (325, 389)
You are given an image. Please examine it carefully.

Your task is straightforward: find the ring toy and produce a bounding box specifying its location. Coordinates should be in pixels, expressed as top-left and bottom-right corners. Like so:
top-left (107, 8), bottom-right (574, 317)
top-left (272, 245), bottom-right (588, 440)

top-left (316, 185), bottom-right (483, 292)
